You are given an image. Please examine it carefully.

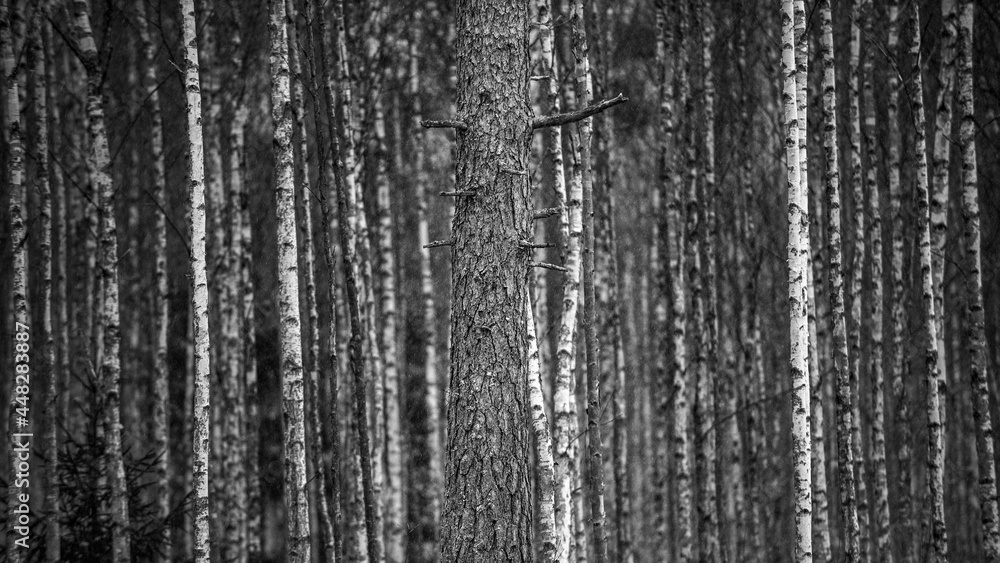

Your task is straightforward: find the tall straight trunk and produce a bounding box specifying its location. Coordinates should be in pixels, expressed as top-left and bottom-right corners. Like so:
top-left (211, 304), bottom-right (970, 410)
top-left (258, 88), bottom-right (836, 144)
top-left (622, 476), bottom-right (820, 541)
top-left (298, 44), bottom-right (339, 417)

top-left (781, 0), bottom-right (812, 559)
top-left (861, 1), bottom-right (890, 557)
top-left (1, 0), bottom-right (25, 559)
top-left (674, 2), bottom-right (695, 559)
top-left (31, 7), bottom-right (58, 562)
top-left (528, 288), bottom-right (557, 562)
top-left (957, 1), bottom-right (1000, 557)
top-left (284, 3), bottom-right (333, 560)
top-left (695, 2), bottom-right (720, 560)
top-left (931, 0), bottom-right (957, 432)
top-left (845, 3), bottom-right (871, 558)
top-left (652, 2), bottom-right (677, 559)
top-left (440, 0), bottom-right (533, 559)
top-left (408, 16), bottom-right (442, 559)
top-left (548, 0), bottom-right (583, 557)
top-left (70, 2), bottom-right (131, 560)
top-left (793, 0), bottom-right (831, 557)
top-left (885, 2), bottom-right (912, 558)
top-left (821, 3), bottom-right (861, 559)
top-left (305, 1), bottom-right (345, 559)
top-left (374, 95), bottom-right (405, 563)
top-left (180, 0), bottom-right (211, 560)
top-left (908, 1), bottom-right (948, 559)
top-left (134, 3), bottom-right (171, 559)
top-left (43, 11), bottom-right (66, 562)
top-left (572, 1), bottom-right (609, 560)
top-left (267, 1), bottom-right (311, 560)
top-left (331, 2), bottom-right (383, 555)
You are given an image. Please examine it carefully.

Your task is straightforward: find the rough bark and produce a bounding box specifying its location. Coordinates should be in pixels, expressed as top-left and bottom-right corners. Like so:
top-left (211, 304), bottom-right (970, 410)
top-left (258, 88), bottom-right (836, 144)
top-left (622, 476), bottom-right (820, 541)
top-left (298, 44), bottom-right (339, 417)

top-left (957, 1), bottom-right (1000, 557)
top-left (909, 1), bottom-right (948, 559)
top-left (439, 1), bottom-right (533, 560)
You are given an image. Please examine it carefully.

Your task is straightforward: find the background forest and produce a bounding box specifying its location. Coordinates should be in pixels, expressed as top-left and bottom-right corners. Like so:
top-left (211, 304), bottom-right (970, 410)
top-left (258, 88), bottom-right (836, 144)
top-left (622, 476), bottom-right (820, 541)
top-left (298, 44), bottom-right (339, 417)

top-left (1, 0), bottom-right (1000, 561)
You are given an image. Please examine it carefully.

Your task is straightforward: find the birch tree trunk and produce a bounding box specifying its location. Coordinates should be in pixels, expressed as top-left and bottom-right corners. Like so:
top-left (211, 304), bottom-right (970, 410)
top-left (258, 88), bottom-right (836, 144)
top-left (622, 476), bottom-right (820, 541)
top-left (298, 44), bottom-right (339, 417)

top-left (71, 2), bottom-right (131, 560)
top-left (180, 0), bottom-right (212, 560)
top-left (862, 0), bottom-right (890, 554)
top-left (528, 288), bottom-right (557, 562)
top-left (931, 0), bottom-right (957, 434)
top-left (547, 0), bottom-right (584, 555)
top-left (957, 1), bottom-right (1000, 557)
top-left (1, 0), bottom-right (25, 558)
top-left (885, 2), bottom-right (913, 557)
top-left (267, 1), bottom-right (311, 560)
top-left (909, 1), bottom-right (948, 558)
top-left (134, 3), bottom-right (171, 559)
top-left (408, 16), bottom-right (442, 559)
top-left (42, 11), bottom-right (65, 561)
top-left (305, 0), bottom-right (345, 559)
top-left (781, 0), bottom-right (812, 558)
top-left (820, 3), bottom-right (862, 559)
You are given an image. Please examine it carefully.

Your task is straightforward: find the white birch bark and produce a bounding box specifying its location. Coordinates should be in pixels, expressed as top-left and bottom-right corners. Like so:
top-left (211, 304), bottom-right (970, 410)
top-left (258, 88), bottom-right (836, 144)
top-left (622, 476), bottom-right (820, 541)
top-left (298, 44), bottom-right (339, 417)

top-left (180, 0), bottom-right (211, 559)
top-left (267, 1), bottom-right (311, 559)
top-left (71, 2), bottom-right (131, 559)
top-left (529, 287), bottom-right (557, 562)
top-left (909, 1), bottom-right (948, 558)
top-left (957, 1), bottom-right (1000, 557)
top-left (781, 0), bottom-right (812, 559)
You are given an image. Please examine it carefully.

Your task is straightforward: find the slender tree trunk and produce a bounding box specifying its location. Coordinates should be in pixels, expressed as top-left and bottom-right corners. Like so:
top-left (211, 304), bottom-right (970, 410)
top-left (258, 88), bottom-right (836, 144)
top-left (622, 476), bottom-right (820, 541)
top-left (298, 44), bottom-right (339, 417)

top-left (267, 1), bottom-right (311, 559)
top-left (885, 2), bottom-right (913, 558)
top-left (792, 1), bottom-right (831, 556)
top-left (548, 0), bottom-right (584, 557)
top-left (43, 10), bottom-right (66, 561)
top-left (71, 2), bottom-right (131, 560)
top-left (861, 1), bottom-right (891, 557)
top-left (1, 0), bottom-right (25, 560)
top-left (180, 0), bottom-right (212, 560)
top-left (931, 0), bottom-right (957, 438)
top-left (408, 16), bottom-right (442, 559)
top-left (957, 1), bottom-right (1000, 557)
top-left (820, 2), bottom-right (861, 559)
top-left (134, 3), bottom-right (171, 559)
top-left (909, 1), bottom-right (948, 558)
top-left (305, 1), bottom-right (345, 559)
top-left (529, 288), bottom-right (557, 562)
top-left (781, 0), bottom-right (812, 558)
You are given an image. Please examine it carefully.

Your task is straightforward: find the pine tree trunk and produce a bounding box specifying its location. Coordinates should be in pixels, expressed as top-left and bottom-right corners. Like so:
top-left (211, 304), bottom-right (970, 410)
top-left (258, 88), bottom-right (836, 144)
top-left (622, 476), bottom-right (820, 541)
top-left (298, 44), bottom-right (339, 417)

top-left (782, 0), bottom-right (812, 558)
top-left (909, 1), bottom-right (948, 558)
top-left (440, 0), bottom-right (533, 559)
top-left (267, 1), bottom-right (311, 559)
top-left (957, 1), bottom-right (1000, 557)
top-left (71, 2), bottom-right (131, 559)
